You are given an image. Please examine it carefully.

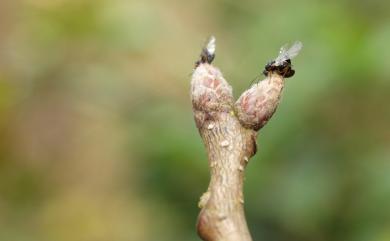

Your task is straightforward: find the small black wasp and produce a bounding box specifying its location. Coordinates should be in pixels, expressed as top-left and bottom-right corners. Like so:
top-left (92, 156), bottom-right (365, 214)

top-left (262, 41), bottom-right (303, 78)
top-left (195, 36), bottom-right (216, 68)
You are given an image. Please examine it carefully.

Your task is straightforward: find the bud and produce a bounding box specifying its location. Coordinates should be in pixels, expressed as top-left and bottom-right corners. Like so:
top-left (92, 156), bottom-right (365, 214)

top-left (191, 63), bottom-right (233, 112)
top-left (235, 74), bottom-right (285, 130)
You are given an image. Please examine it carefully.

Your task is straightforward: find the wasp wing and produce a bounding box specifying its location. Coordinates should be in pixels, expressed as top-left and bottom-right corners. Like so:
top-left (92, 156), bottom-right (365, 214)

top-left (205, 36), bottom-right (216, 55)
top-left (284, 41), bottom-right (302, 60)
top-left (274, 41), bottom-right (303, 65)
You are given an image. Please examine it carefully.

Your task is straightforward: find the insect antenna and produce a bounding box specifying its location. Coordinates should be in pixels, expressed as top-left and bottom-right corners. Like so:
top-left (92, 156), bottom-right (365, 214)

top-left (246, 74), bottom-right (262, 89)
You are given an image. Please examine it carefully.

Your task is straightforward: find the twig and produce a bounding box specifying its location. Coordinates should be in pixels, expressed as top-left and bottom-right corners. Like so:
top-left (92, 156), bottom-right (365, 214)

top-left (191, 37), bottom-right (292, 241)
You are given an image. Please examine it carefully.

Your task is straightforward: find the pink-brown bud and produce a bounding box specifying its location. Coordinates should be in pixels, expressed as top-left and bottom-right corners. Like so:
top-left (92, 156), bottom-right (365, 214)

top-left (191, 63), bottom-right (233, 112)
top-left (235, 74), bottom-right (285, 130)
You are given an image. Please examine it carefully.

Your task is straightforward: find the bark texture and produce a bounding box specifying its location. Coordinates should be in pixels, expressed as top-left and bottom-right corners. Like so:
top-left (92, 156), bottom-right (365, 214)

top-left (191, 63), bottom-right (286, 241)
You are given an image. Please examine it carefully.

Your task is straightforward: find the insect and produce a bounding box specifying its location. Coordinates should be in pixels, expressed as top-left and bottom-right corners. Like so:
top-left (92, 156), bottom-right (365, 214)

top-left (262, 41), bottom-right (303, 78)
top-left (195, 36), bottom-right (216, 68)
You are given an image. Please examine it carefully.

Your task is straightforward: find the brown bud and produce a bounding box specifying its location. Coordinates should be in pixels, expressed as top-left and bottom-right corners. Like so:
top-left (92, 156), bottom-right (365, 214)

top-left (235, 73), bottom-right (285, 130)
top-left (191, 63), bottom-right (233, 112)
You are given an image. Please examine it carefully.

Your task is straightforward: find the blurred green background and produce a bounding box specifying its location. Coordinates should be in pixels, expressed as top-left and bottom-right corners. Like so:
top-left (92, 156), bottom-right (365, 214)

top-left (0, 0), bottom-right (389, 241)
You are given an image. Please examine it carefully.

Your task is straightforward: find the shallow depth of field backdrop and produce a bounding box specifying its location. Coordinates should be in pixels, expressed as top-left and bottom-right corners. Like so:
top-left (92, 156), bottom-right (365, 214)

top-left (0, 0), bottom-right (389, 241)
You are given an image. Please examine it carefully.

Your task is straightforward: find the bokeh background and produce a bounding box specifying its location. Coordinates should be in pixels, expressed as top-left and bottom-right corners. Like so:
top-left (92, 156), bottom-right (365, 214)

top-left (0, 0), bottom-right (389, 240)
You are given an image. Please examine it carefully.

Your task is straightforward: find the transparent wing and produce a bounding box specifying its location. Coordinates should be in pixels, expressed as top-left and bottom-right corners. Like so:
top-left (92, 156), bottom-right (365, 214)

top-left (278, 43), bottom-right (289, 56)
top-left (274, 41), bottom-right (303, 65)
top-left (274, 43), bottom-right (289, 65)
top-left (284, 41), bottom-right (303, 60)
top-left (205, 36), bottom-right (216, 55)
